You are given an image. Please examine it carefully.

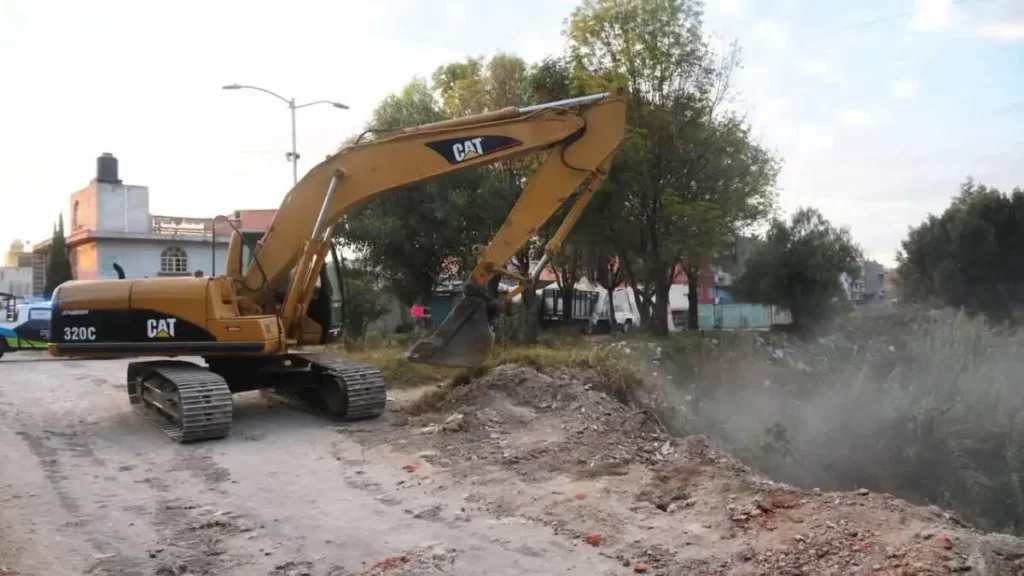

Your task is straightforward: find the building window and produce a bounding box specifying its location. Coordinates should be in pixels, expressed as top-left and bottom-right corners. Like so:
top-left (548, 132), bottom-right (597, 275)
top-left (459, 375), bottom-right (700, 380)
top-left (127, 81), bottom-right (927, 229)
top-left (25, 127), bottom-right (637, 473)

top-left (72, 200), bottom-right (80, 229)
top-left (160, 246), bottom-right (189, 274)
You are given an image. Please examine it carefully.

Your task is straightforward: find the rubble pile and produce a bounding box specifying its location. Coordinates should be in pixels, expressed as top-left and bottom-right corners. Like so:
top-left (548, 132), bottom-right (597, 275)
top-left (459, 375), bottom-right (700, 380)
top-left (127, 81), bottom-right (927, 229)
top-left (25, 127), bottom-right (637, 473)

top-left (376, 363), bottom-right (1024, 576)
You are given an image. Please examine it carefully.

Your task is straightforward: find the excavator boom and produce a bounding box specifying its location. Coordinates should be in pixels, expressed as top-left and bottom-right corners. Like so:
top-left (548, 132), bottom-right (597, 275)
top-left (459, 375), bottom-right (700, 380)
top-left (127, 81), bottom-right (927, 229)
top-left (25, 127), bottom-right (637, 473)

top-left (240, 88), bottom-right (627, 365)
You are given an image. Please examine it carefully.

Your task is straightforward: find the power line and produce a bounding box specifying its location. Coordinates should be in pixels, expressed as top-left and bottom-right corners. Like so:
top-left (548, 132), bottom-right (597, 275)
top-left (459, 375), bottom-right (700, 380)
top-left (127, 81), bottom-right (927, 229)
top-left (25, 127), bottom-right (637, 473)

top-left (819, 0), bottom-right (971, 36)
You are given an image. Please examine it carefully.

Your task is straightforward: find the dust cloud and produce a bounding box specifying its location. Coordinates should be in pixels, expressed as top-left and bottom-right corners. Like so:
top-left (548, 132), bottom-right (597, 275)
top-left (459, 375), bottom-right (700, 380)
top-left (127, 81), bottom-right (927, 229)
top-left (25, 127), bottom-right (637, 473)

top-left (647, 308), bottom-right (1024, 534)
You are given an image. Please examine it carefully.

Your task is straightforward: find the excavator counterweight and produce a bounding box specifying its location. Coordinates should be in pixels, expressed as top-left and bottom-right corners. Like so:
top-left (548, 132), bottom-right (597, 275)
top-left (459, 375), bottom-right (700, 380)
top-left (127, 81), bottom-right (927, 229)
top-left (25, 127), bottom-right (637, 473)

top-left (46, 88), bottom-right (628, 443)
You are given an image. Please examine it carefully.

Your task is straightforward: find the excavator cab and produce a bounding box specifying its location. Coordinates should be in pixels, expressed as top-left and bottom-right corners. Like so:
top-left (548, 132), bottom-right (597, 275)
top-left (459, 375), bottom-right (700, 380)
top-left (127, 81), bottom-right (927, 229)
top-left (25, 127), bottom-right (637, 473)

top-left (229, 229), bottom-right (342, 346)
top-left (229, 226), bottom-right (480, 356)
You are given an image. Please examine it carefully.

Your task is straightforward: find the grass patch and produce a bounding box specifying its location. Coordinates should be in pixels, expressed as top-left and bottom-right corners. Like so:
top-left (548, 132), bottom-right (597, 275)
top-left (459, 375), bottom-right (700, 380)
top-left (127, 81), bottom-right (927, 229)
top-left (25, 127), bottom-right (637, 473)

top-left (324, 332), bottom-right (460, 389)
top-left (341, 343), bottom-right (462, 389)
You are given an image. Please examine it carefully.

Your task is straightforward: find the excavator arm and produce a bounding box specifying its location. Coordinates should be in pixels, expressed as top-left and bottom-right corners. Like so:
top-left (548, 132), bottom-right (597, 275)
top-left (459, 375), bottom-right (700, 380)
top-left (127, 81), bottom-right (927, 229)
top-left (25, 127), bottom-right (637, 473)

top-left (234, 89), bottom-right (627, 366)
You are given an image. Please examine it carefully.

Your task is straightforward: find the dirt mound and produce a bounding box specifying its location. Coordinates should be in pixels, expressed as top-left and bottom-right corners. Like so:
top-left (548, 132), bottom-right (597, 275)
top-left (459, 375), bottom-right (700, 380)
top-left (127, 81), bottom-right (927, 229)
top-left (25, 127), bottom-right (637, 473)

top-left (402, 364), bottom-right (667, 482)
top-left (370, 364), bottom-right (1024, 575)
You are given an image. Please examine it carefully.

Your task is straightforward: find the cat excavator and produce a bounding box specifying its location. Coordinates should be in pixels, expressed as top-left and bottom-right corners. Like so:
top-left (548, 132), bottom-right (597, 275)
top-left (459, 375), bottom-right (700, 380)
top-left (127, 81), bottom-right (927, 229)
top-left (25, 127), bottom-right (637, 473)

top-left (46, 89), bottom-right (627, 443)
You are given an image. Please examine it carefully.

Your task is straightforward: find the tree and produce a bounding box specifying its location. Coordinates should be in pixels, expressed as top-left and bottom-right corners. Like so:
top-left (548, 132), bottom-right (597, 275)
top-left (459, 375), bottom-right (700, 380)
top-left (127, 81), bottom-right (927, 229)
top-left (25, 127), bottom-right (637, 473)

top-left (340, 269), bottom-right (389, 340)
top-left (565, 0), bottom-right (779, 335)
top-left (732, 208), bottom-right (862, 333)
top-left (44, 214), bottom-right (73, 297)
top-left (432, 53), bottom-right (558, 344)
top-left (895, 177), bottom-right (1024, 320)
top-left (667, 110), bottom-right (781, 329)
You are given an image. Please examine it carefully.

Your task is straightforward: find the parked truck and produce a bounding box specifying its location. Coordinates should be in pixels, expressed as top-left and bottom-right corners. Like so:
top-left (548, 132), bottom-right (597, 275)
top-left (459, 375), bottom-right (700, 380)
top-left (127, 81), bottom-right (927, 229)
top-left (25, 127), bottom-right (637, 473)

top-left (538, 285), bottom-right (641, 334)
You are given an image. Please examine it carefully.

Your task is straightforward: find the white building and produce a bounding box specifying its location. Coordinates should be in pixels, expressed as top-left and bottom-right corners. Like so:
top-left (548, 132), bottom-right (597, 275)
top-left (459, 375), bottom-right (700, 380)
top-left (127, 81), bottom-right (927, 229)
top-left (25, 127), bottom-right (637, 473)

top-left (32, 153), bottom-right (276, 295)
top-left (1, 240), bottom-right (34, 299)
top-left (0, 267), bottom-right (32, 298)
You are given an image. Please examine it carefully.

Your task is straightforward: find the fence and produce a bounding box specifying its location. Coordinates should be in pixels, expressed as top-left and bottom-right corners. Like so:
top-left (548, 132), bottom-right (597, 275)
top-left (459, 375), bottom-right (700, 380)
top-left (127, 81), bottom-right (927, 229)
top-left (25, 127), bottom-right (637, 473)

top-left (676, 303), bottom-right (789, 331)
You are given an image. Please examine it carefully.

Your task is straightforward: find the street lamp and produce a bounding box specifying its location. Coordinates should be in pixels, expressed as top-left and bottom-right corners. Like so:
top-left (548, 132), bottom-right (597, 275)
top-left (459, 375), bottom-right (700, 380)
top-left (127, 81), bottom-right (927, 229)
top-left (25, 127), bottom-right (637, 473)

top-left (222, 83), bottom-right (349, 184)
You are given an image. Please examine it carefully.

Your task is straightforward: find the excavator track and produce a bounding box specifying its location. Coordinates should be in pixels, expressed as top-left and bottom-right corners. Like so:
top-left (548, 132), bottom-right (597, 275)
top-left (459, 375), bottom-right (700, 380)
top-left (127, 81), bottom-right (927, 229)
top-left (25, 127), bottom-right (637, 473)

top-left (126, 360), bottom-right (233, 443)
top-left (268, 353), bottom-right (386, 421)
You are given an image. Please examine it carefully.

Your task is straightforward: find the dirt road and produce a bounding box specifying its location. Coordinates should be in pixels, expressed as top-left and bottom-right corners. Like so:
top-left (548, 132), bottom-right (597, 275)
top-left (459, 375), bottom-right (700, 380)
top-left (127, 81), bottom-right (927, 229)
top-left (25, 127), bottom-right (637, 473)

top-left (0, 354), bottom-right (624, 576)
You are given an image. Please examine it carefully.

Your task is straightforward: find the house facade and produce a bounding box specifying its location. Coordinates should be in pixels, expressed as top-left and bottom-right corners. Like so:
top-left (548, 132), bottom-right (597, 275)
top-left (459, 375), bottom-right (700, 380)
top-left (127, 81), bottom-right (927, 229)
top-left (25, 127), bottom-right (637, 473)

top-left (31, 153), bottom-right (276, 295)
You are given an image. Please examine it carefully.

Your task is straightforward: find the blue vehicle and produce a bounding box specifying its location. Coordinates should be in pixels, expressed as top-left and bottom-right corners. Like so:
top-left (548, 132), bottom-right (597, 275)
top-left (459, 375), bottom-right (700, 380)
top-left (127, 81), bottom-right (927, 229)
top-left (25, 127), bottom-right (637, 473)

top-left (0, 293), bottom-right (52, 359)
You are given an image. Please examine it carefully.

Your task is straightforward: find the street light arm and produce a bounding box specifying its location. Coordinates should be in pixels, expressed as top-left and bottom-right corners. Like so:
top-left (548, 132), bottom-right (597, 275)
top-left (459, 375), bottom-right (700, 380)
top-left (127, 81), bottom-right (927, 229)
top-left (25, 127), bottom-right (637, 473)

top-left (295, 99), bottom-right (349, 110)
top-left (222, 82), bottom-right (349, 185)
top-left (222, 83), bottom-right (292, 106)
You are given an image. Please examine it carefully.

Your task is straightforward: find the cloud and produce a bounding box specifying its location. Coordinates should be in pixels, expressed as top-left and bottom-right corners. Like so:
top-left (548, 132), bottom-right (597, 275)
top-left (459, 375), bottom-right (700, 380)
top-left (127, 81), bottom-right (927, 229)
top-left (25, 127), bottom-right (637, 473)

top-left (908, 0), bottom-right (953, 32)
top-left (795, 60), bottom-right (831, 75)
top-left (793, 58), bottom-right (845, 85)
top-left (753, 19), bottom-right (788, 50)
top-left (838, 109), bottom-right (875, 127)
top-left (712, 0), bottom-right (745, 18)
top-left (977, 20), bottom-right (1024, 42)
top-left (890, 79), bottom-right (918, 100)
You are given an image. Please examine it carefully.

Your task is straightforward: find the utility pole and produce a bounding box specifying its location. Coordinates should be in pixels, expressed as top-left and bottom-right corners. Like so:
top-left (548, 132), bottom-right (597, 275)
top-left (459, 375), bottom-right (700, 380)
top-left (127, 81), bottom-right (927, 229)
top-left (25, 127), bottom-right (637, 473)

top-left (222, 83), bottom-right (348, 184)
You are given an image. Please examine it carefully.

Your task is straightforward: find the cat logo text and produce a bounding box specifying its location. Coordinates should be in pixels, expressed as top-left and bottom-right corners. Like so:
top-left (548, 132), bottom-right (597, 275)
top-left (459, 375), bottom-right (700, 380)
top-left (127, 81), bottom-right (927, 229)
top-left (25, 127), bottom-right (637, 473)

top-left (147, 318), bottom-right (177, 339)
top-left (452, 138), bottom-right (485, 162)
top-left (424, 135), bottom-right (522, 165)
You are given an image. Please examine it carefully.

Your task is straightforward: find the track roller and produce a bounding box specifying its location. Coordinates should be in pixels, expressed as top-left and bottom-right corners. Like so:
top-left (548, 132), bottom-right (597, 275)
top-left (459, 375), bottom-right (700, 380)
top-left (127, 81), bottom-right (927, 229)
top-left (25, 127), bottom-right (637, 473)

top-left (126, 360), bottom-right (234, 443)
top-left (270, 353), bottom-right (387, 421)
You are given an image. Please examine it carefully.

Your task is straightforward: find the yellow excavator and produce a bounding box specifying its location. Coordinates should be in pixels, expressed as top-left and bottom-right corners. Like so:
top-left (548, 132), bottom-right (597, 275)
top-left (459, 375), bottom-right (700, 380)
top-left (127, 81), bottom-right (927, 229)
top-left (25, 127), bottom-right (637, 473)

top-left (46, 89), bottom-right (627, 443)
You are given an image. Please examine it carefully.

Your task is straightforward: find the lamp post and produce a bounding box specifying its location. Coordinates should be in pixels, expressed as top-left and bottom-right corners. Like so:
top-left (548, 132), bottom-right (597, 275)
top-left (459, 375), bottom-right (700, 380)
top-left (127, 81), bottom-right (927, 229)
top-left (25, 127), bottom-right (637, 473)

top-left (222, 83), bottom-right (349, 185)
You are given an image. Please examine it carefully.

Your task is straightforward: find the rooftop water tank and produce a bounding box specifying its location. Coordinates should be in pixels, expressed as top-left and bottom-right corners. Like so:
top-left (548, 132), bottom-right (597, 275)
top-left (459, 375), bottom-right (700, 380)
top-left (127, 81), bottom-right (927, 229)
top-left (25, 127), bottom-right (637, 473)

top-left (96, 152), bottom-right (121, 183)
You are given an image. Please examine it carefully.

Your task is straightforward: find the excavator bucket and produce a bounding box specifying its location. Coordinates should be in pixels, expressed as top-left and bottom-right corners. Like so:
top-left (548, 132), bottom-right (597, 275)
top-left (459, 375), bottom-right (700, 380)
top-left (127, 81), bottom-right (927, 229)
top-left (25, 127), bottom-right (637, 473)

top-left (403, 295), bottom-right (494, 367)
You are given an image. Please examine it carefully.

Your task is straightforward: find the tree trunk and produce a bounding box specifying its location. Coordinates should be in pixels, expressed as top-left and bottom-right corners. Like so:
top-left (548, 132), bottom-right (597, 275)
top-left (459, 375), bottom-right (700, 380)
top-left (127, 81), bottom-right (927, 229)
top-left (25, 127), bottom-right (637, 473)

top-left (685, 264), bottom-right (701, 330)
top-left (514, 250), bottom-right (541, 345)
top-left (519, 286), bottom-right (541, 344)
top-left (605, 284), bottom-right (618, 330)
top-left (601, 261), bottom-right (620, 331)
top-left (561, 285), bottom-right (574, 322)
top-left (651, 264), bottom-right (673, 337)
top-left (619, 255), bottom-right (652, 324)
top-left (554, 245), bottom-right (583, 322)
top-left (653, 279), bottom-right (671, 337)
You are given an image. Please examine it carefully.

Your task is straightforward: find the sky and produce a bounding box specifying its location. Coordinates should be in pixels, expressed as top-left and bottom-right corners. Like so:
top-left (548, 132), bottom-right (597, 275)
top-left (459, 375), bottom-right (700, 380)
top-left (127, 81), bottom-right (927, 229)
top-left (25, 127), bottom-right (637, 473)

top-left (1, 0), bottom-right (1022, 268)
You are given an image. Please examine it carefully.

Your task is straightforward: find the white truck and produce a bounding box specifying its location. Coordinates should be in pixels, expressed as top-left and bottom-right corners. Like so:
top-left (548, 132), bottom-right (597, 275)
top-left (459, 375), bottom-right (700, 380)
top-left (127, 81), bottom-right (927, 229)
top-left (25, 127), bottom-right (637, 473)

top-left (539, 285), bottom-right (641, 334)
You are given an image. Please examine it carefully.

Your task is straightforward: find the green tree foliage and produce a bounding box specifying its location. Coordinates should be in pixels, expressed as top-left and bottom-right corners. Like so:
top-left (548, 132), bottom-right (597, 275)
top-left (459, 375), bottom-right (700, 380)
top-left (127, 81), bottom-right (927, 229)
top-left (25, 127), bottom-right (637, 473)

top-left (565, 0), bottom-right (780, 335)
top-left (431, 53), bottom-right (570, 343)
top-left (339, 269), bottom-right (389, 340)
top-left (895, 177), bottom-right (1024, 321)
top-left (336, 0), bottom-right (781, 341)
top-left (44, 214), bottom-right (74, 298)
top-left (733, 208), bottom-right (861, 332)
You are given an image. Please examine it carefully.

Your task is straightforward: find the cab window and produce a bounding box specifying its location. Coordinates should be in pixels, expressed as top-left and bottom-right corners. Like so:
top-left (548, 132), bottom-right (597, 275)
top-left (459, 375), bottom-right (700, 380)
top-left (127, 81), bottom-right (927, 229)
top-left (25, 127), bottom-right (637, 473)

top-left (239, 231), bottom-right (266, 275)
